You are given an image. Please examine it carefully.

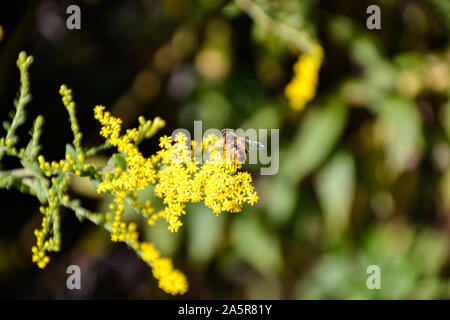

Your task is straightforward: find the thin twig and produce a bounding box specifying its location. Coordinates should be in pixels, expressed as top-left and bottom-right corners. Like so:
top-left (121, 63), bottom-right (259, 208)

top-left (0, 167), bottom-right (35, 178)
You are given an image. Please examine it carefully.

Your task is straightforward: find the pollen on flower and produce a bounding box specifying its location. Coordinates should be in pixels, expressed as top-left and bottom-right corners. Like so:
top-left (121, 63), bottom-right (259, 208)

top-left (285, 44), bottom-right (324, 111)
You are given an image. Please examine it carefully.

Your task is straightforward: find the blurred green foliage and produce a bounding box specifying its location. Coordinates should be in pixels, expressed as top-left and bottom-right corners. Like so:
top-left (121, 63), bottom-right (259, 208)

top-left (0, 0), bottom-right (450, 299)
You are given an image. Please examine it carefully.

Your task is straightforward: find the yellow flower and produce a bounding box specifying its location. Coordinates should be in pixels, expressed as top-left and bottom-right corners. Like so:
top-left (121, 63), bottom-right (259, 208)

top-left (139, 242), bottom-right (188, 295)
top-left (93, 106), bottom-right (259, 295)
top-left (153, 259), bottom-right (188, 295)
top-left (159, 135), bottom-right (172, 149)
top-left (153, 133), bottom-right (258, 232)
top-left (94, 105), bottom-right (158, 194)
top-left (0, 25), bottom-right (3, 42)
top-left (110, 193), bottom-right (126, 240)
top-left (94, 108), bottom-right (259, 233)
top-left (285, 44), bottom-right (324, 111)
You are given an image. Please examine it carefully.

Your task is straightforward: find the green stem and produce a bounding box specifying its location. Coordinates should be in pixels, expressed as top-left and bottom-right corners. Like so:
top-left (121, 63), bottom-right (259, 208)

top-left (0, 167), bottom-right (34, 178)
top-left (234, 0), bottom-right (315, 53)
top-left (61, 199), bottom-right (146, 261)
top-left (61, 199), bottom-right (106, 226)
top-left (86, 142), bottom-right (111, 157)
top-left (0, 52), bottom-right (33, 161)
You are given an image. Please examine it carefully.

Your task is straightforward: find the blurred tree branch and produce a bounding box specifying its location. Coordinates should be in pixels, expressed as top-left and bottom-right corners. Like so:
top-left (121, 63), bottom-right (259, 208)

top-left (234, 0), bottom-right (316, 53)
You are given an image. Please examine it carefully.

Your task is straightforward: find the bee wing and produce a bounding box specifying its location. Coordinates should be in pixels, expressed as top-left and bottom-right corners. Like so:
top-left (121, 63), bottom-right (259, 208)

top-left (238, 137), bottom-right (266, 150)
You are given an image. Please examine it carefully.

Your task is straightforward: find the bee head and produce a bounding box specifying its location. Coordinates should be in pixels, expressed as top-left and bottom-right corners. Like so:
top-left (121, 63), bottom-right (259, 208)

top-left (221, 128), bottom-right (234, 137)
top-left (221, 128), bottom-right (237, 146)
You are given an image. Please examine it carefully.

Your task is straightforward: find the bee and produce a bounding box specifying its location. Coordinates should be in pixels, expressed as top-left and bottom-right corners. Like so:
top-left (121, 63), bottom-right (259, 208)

top-left (221, 128), bottom-right (265, 164)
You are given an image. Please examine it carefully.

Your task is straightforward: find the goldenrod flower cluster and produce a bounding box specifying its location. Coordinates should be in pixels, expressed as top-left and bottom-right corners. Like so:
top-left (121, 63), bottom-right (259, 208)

top-left (37, 153), bottom-right (90, 177)
top-left (1, 51), bottom-right (259, 296)
top-left (101, 220), bottom-right (188, 295)
top-left (31, 218), bottom-right (51, 269)
top-left (94, 105), bottom-right (158, 194)
top-left (28, 86), bottom-right (95, 269)
top-left (60, 85), bottom-right (83, 153)
top-left (140, 242), bottom-right (188, 295)
top-left (94, 106), bottom-right (259, 233)
top-left (31, 175), bottom-right (69, 268)
top-left (92, 105), bottom-right (258, 294)
top-left (154, 134), bottom-right (259, 232)
top-left (285, 44), bottom-right (324, 110)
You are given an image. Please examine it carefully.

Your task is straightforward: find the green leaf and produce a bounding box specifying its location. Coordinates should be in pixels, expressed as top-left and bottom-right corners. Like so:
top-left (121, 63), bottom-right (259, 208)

top-left (34, 178), bottom-right (49, 203)
top-left (221, 2), bottom-right (243, 18)
top-left (264, 176), bottom-right (296, 227)
top-left (187, 205), bottom-right (226, 266)
top-left (2, 121), bottom-right (10, 131)
top-left (375, 96), bottom-right (423, 175)
top-left (283, 97), bottom-right (347, 184)
top-left (440, 98), bottom-right (450, 142)
top-left (90, 178), bottom-right (102, 189)
top-left (55, 173), bottom-right (66, 185)
top-left (231, 213), bottom-right (282, 277)
top-left (411, 230), bottom-right (450, 275)
top-left (108, 153), bottom-right (127, 171)
top-left (20, 160), bottom-right (42, 176)
top-left (351, 36), bottom-right (384, 67)
top-left (0, 172), bottom-right (12, 187)
top-left (145, 219), bottom-right (182, 257)
top-left (240, 104), bottom-right (281, 130)
top-left (314, 150), bottom-right (355, 238)
top-left (65, 143), bottom-right (77, 160)
top-left (24, 143), bottom-right (41, 161)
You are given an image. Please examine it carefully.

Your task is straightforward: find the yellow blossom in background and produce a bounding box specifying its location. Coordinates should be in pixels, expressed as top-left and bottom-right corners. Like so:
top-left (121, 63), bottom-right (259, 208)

top-left (284, 44), bottom-right (324, 110)
top-left (0, 25), bottom-right (3, 42)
